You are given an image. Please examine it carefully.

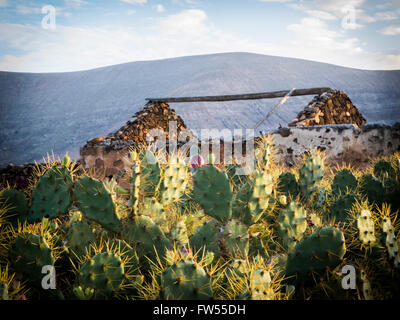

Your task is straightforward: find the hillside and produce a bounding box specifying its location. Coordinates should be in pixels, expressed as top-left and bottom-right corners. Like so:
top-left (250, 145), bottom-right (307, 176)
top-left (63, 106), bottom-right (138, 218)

top-left (1, 52), bottom-right (400, 166)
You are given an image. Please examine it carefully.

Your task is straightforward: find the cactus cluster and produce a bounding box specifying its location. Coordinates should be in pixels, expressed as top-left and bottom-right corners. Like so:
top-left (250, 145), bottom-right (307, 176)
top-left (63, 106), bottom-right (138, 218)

top-left (1, 141), bottom-right (400, 300)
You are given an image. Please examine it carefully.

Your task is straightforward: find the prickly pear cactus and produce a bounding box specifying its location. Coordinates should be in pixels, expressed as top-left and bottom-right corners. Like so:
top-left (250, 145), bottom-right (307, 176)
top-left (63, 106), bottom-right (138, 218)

top-left (108, 239), bottom-right (140, 273)
top-left (29, 166), bottom-right (74, 223)
top-left (285, 227), bottom-right (346, 282)
top-left (159, 157), bottom-right (189, 206)
top-left (384, 178), bottom-right (400, 212)
top-left (189, 220), bottom-right (220, 257)
top-left (277, 172), bottom-right (299, 199)
top-left (0, 282), bottom-right (8, 300)
top-left (374, 160), bottom-right (396, 181)
top-left (158, 259), bottom-right (212, 300)
top-left (227, 259), bottom-right (248, 278)
top-left (276, 202), bottom-right (307, 251)
top-left (247, 269), bottom-right (274, 300)
top-left (310, 187), bottom-right (327, 209)
top-left (73, 176), bottom-right (121, 233)
top-left (67, 221), bottom-right (95, 257)
top-left (360, 269), bottom-right (373, 300)
top-left (233, 170), bottom-right (273, 226)
top-left (221, 219), bottom-right (249, 258)
top-left (0, 189), bottom-right (28, 226)
top-left (381, 214), bottom-right (399, 261)
top-left (139, 150), bottom-right (161, 197)
top-left (168, 219), bottom-right (189, 247)
top-left (139, 198), bottom-right (166, 229)
top-left (225, 164), bottom-right (247, 191)
top-left (193, 164), bottom-right (233, 223)
top-left (122, 215), bottom-right (171, 265)
top-left (128, 152), bottom-right (141, 214)
top-left (9, 233), bottom-right (55, 285)
top-left (76, 252), bottom-right (125, 299)
top-left (256, 137), bottom-right (273, 171)
top-left (298, 153), bottom-right (324, 199)
top-left (73, 286), bottom-right (94, 300)
top-left (330, 193), bottom-right (360, 224)
top-left (332, 169), bottom-right (358, 196)
top-left (359, 174), bottom-right (385, 206)
top-left (357, 208), bottom-right (376, 246)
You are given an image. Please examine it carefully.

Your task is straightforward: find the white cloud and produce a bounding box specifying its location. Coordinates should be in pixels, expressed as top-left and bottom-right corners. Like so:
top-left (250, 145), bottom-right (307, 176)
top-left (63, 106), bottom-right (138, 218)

top-left (157, 9), bottom-right (209, 37)
top-left (380, 25), bottom-right (400, 35)
top-left (155, 4), bottom-right (165, 12)
top-left (64, 0), bottom-right (88, 7)
top-left (288, 0), bottom-right (388, 27)
top-left (285, 17), bottom-right (400, 69)
top-left (120, 0), bottom-right (147, 4)
top-left (172, 0), bottom-right (201, 5)
top-left (16, 5), bottom-right (71, 17)
top-left (258, 0), bottom-right (295, 2)
top-left (302, 10), bottom-right (337, 20)
top-left (374, 11), bottom-right (398, 21)
top-left (127, 9), bottom-right (136, 15)
top-left (0, 8), bottom-right (399, 73)
top-left (16, 5), bottom-right (41, 15)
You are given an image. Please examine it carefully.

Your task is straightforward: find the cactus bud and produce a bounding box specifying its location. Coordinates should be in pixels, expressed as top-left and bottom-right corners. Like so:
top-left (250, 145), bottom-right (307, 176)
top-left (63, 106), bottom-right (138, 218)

top-left (208, 153), bottom-right (215, 165)
top-left (63, 155), bottom-right (71, 167)
top-left (191, 155), bottom-right (204, 170)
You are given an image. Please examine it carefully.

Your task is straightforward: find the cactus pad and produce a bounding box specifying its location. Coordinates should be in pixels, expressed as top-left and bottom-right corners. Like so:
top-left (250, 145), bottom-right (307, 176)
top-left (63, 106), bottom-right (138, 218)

top-left (67, 221), bottom-right (95, 257)
top-left (158, 259), bottom-right (212, 300)
top-left (76, 252), bottom-right (125, 299)
top-left (9, 233), bottom-right (55, 285)
top-left (332, 169), bottom-right (358, 196)
top-left (0, 189), bottom-right (28, 226)
top-left (285, 227), bottom-right (346, 281)
top-left (29, 166), bottom-right (73, 223)
top-left (73, 176), bottom-right (121, 233)
top-left (193, 165), bottom-right (233, 223)
top-left (276, 202), bottom-right (307, 251)
top-left (277, 172), bottom-right (299, 198)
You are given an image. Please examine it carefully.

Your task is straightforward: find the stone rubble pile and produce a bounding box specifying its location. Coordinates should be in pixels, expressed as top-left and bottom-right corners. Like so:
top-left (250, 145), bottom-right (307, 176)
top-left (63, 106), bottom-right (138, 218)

top-left (85, 102), bottom-right (193, 149)
top-left (288, 89), bottom-right (366, 128)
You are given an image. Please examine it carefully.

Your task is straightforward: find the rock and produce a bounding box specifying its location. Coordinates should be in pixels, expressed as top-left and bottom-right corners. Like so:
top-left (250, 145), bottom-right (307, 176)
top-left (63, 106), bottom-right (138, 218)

top-left (288, 90), bottom-right (366, 128)
top-left (81, 102), bottom-right (195, 154)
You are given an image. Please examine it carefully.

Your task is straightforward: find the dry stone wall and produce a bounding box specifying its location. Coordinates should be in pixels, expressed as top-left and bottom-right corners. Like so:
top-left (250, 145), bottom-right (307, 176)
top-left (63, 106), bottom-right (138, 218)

top-left (272, 123), bottom-right (400, 167)
top-left (289, 89), bottom-right (366, 128)
top-left (81, 123), bottom-right (400, 176)
top-left (80, 90), bottom-right (399, 175)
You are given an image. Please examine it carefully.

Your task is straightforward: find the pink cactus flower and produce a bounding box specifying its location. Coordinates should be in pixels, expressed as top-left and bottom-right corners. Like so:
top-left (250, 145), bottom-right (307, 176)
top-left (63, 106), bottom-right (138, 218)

top-left (190, 155), bottom-right (204, 170)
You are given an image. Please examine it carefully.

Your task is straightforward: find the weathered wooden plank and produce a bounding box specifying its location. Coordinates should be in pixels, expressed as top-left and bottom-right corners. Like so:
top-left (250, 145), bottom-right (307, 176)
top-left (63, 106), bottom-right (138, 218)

top-left (146, 87), bottom-right (331, 103)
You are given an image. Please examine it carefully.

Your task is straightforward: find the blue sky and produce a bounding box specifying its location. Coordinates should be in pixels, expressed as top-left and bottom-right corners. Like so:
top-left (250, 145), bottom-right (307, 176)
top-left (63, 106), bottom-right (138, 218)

top-left (0, 0), bottom-right (399, 72)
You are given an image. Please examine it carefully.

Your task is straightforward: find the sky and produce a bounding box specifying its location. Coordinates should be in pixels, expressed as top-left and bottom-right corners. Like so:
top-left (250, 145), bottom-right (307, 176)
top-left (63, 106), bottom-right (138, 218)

top-left (0, 0), bottom-right (399, 72)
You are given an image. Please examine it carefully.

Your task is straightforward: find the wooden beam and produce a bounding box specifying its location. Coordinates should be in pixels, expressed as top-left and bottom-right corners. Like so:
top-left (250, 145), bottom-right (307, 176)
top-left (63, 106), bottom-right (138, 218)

top-left (252, 88), bottom-right (296, 130)
top-left (146, 87), bottom-right (331, 103)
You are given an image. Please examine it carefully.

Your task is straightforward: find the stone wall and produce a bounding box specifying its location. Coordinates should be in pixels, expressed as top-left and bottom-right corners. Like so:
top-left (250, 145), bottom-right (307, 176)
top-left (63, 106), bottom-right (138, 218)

top-left (271, 123), bottom-right (400, 167)
top-left (80, 123), bottom-right (400, 175)
top-left (288, 89), bottom-right (366, 128)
